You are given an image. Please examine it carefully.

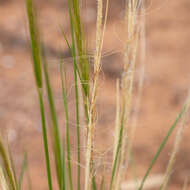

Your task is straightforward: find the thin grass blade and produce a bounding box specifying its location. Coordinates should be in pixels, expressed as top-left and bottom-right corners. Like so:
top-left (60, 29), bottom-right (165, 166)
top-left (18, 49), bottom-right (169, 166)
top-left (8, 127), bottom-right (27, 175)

top-left (65, 2), bottom-right (81, 189)
top-left (160, 94), bottom-right (190, 190)
top-left (18, 153), bottom-right (27, 190)
top-left (41, 48), bottom-right (66, 190)
top-left (26, 1), bottom-right (53, 189)
top-left (60, 61), bottom-right (73, 190)
top-left (138, 105), bottom-right (187, 190)
top-left (92, 176), bottom-right (97, 190)
top-left (26, 0), bottom-right (42, 88)
top-left (71, 0), bottom-right (90, 123)
top-left (110, 109), bottom-right (125, 190)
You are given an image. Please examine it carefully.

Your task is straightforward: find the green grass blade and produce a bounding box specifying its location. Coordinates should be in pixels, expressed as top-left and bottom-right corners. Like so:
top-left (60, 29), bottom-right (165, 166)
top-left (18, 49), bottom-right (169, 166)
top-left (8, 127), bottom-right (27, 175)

top-left (62, 24), bottom-right (81, 190)
top-left (26, 1), bottom-right (53, 189)
top-left (110, 109), bottom-right (125, 190)
top-left (60, 62), bottom-right (73, 190)
top-left (110, 107), bottom-right (126, 190)
top-left (42, 50), bottom-right (66, 190)
top-left (71, 45), bottom-right (81, 190)
top-left (72, 0), bottom-right (90, 95)
top-left (65, 1), bottom-right (82, 189)
top-left (61, 27), bottom-right (83, 83)
top-left (71, 0), bottom-right (90, 123)
top-left (26, 0), bottom-right (42, 88)
top-left (38, 89), bottom-right (53, 190)
top-left (138, 105), bottom-right (187, 190)
top-left (43, 65), bottom-right (64, 188)
top-left (18, 153), bottom-right (27, 190)
top-left (61, 28), bottom-right (72, 51)
top-left (92, 176), bottom-right (97, 190)
top-left (60, 27), bottom-right (82, 84)
top-left (70, 33), bottom-right (81, 190)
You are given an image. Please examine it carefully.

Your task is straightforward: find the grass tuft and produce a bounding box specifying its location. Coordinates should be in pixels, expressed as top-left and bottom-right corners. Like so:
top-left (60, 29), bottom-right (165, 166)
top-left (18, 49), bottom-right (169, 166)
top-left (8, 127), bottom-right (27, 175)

top-left (1, 0), bottom-right (190, 190)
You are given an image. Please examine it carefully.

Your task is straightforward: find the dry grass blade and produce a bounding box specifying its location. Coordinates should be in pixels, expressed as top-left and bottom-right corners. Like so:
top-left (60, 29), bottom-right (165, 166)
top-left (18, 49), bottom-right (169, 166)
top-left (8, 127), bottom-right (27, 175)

top-left (0, 137), bottom-right (18, 190)
top-left (0, 166), bottom-right (9, 190)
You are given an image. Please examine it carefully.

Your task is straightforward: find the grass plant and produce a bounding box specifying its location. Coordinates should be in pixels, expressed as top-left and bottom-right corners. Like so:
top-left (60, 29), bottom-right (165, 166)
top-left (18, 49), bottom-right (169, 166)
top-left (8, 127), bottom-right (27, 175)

top-left (0, 0), bottom-right (189, 190)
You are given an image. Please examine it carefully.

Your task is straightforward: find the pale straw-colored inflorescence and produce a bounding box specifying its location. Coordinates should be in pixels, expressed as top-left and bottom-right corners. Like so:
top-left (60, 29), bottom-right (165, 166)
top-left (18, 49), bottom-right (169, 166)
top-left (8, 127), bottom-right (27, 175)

top-left (112, 1), bottom-right (144, 189)
top-left (84, 0), bottom-right (109, 189)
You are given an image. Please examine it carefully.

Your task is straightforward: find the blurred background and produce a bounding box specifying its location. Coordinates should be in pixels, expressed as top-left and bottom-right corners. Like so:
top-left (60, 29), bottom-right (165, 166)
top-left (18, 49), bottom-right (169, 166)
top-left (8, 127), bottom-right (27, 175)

top-left (0, 0), bottom-right (190, 189)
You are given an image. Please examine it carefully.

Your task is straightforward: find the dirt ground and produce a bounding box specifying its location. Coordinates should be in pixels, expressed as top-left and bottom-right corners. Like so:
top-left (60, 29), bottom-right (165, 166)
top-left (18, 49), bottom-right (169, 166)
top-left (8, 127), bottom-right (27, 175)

top-left (1, 0), bottom-right (190, 189)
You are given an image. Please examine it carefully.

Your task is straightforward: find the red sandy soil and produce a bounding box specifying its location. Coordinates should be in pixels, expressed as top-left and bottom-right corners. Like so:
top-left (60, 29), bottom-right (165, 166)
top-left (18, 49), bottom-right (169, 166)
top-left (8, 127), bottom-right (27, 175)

top-left (0, 0), bottom-right (190, 189)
